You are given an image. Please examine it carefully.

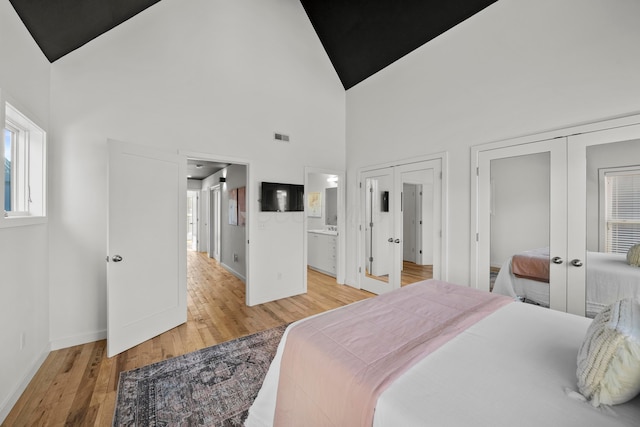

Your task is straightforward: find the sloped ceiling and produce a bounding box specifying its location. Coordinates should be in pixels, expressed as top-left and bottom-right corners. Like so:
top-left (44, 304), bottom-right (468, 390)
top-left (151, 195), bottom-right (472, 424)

top-left (8, 0), bottom-right (497, 89)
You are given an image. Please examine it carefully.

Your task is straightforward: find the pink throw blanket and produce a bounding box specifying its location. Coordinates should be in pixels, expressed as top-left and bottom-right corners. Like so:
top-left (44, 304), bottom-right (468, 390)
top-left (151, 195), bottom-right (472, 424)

top-left (273, 280), bottom-right (512, 426)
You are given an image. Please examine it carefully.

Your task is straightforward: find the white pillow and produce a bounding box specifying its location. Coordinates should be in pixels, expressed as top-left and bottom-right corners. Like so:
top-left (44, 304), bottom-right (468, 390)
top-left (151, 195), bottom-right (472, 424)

top-left (576, 297), bottom-right (640, 406)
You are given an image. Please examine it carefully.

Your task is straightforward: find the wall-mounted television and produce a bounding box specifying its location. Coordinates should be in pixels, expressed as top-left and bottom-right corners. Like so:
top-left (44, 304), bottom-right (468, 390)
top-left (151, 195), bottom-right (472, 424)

top-left (260, 182), bottom-right (304, 212)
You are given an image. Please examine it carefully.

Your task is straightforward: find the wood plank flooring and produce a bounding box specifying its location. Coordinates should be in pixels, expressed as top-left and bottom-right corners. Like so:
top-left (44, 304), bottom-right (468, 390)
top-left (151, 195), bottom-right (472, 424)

top-left (3, 251), bottom-right (373, 427)
top-left (401, 261), bottom-right (433, 286)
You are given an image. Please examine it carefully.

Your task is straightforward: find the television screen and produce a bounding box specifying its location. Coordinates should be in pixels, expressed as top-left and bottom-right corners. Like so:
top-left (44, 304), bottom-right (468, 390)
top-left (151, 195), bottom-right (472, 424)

top-left (260, 182), bottom-right (304, 212)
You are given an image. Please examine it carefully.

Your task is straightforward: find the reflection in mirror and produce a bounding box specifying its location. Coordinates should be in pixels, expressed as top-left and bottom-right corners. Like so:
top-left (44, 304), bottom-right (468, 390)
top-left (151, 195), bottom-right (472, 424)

top-left (306, 172), bottom-right (339, 279)
top-left (489, 153), bottom-right (552, 309)
top-left (365, 176), bottom-right (392, 283)
top-left (400, 170), bottom-right (435, 286)
top-left (325, 187), bottom-right (337, 226)
top-left (584, 138), bottom-right (640, 317)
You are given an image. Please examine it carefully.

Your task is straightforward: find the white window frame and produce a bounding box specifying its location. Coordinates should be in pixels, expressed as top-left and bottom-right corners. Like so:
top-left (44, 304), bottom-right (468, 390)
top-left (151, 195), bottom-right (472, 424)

top-left (0, 90), bottom-right (47, 228)
top-left (599, 165), bottom-right (640, 253)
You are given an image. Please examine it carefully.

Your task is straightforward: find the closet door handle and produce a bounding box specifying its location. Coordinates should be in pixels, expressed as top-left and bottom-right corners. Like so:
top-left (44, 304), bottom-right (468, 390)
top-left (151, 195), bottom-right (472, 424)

top-left (571, 259), bottom-right (583, 267)
top-left (551, 256), bottom-right (563, 264)
top-left (388, 238), bottom-right (394, 243)
top-left (394, 239), bottom-right (400, 244)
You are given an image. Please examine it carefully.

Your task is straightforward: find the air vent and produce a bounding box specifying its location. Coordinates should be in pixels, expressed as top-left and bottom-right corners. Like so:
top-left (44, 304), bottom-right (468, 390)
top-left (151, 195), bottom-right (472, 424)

top-left (274, 132), bottom-right (290, 142)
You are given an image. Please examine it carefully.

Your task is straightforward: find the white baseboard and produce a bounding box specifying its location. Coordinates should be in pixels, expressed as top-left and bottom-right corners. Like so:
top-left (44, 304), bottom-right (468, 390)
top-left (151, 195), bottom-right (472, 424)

top-left (0, 345), bottom-right (49, 424)
top-left (220, 262), bottom-right (246, 282)
top-left (50, 329), bottom-right (107, 351)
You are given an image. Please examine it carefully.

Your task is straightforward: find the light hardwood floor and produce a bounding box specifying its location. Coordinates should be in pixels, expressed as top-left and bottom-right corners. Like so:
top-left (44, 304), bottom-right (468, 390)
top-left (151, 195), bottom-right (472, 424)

top-left (3, 251), bottom-right (374, 427)
top-left (401, 261), bottom-right (433, 286)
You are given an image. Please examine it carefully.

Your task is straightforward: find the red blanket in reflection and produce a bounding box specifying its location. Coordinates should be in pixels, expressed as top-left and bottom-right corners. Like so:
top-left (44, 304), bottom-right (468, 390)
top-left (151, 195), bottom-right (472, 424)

top-left (512, 247), bottom-right (550, 283)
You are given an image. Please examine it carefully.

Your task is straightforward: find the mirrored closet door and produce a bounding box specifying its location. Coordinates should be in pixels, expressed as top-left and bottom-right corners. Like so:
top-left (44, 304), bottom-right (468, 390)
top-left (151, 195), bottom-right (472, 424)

top-left (567, 123), bottom-right (640, 317)
top-left (475, 118), bottom-right (640, 318)
top-left (476, 139), bottom-right (568, 312)
top-left (360, 159), bottom-right (443, 294)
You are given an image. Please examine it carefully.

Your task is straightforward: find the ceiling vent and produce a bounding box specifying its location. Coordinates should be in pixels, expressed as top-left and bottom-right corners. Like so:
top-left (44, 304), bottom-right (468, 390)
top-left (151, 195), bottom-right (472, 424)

top-left (274, 132), bottom-right (290, 142)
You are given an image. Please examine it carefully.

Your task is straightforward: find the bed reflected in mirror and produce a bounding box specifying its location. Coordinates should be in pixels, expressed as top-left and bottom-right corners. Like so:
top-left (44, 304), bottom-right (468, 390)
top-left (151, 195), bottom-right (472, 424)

top-left (489, 138), bottom-right (640, 318)
top-left (489, 152), bottom-right (552, 310)
top-left (582, 138), bottom-right (640, 317)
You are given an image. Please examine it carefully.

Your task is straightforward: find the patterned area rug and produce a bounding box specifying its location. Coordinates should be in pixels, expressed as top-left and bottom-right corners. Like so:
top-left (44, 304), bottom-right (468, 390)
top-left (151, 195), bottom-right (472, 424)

top-left (113, 325), bottom-right (287, 426)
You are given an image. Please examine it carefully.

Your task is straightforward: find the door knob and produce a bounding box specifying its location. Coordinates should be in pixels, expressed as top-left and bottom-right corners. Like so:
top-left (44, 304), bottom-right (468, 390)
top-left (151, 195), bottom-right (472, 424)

top-left (551, 256), bottom-right (563, 264)
top-left (394, 239), bottom-right (401, 243)
top-left (388, 238), bottom-right (394, 242)
top-left (571, 259), bottom-right (583, 267)
top-left (112, 255), bottom-right (123, 262)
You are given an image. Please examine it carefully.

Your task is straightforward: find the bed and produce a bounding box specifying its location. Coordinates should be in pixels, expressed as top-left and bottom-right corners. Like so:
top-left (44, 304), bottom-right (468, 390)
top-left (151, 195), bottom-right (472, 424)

top-left (245, 279), bottom-right (640, 426)
top-left (492, 248), bottom-right (640, 317)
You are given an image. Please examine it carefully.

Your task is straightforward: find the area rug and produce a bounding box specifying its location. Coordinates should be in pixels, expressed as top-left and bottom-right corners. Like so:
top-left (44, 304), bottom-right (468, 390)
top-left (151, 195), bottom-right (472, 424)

top-left (113, 325), bottom-right (287, 426)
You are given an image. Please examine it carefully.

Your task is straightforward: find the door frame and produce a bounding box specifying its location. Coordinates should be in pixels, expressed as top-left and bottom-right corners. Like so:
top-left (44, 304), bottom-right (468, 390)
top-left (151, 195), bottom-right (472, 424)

top-left (357, 152), bottom-right (448, 292)
top-left (181, 150), bottom-right (252, 305)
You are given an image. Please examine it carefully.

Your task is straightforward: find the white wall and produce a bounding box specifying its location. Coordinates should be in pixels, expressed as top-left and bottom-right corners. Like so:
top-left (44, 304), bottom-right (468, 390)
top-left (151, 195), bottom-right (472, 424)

top-left (48, 0), bottom-right (345, 347)
top-left (0, 0), bottom-right (51, 421)
top-left (346, 0), bottom-right (640, 287)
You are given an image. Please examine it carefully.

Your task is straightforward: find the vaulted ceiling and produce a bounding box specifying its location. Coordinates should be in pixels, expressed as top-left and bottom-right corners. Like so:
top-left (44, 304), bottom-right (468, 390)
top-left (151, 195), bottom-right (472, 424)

top-left (8, 0), bottom-right (497, 89)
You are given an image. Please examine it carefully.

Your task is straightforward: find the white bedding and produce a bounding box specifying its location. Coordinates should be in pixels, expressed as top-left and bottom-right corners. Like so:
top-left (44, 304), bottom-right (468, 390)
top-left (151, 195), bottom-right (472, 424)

top-left (246, 299), bottom-right (640, 426)
top-left (493, 251), bottom-right (640, 317)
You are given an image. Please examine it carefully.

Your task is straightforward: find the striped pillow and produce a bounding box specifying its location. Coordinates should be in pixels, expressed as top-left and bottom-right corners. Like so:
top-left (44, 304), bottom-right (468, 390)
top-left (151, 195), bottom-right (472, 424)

top-left (576, 298), bottom-right (640, 406)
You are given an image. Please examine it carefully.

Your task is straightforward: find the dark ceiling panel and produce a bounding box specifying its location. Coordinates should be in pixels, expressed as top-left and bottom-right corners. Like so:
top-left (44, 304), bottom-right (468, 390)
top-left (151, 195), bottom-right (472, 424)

top-left (8, 0), bottom-right (497, 90)
top-left (300, 0), bottom-right (498, 89)
top-left (9, 0), bottom-right (161, 62)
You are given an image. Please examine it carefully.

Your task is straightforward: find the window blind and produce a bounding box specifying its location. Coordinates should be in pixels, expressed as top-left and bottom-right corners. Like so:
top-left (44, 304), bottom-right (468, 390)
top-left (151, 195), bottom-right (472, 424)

top-left (606, 171), bottom-right (640, 253)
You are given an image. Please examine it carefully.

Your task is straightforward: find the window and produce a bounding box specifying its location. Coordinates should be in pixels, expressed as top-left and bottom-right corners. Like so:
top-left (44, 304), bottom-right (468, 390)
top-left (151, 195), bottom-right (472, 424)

top-left (4, 128), bottom-right (12, 212)
top-left (1, 98), bottom-right (46, 225)
top-left (603, 167), bottom-right (640, 253)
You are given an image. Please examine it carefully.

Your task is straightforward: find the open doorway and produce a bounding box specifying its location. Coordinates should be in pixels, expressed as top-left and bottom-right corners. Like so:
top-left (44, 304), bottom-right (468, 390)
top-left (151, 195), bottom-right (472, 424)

top-left (186, 157), bottom-right (250, 296)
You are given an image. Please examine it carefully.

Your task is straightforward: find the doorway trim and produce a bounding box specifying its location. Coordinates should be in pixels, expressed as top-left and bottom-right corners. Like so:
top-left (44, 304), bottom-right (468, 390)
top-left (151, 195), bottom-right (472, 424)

top-left (181, 150), bottom-right (252, 305)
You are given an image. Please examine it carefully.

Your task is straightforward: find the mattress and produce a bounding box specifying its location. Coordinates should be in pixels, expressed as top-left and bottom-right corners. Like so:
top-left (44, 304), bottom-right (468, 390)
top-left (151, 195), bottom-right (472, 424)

top-left (246, 288), bottom-right (640, 426)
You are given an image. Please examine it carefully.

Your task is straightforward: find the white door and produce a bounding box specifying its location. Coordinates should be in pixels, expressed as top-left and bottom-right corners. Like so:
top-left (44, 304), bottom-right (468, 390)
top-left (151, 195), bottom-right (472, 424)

top-left (107, 139), bottom-right (187, 357)
top-left (476, 139), bottom-right (568, 311)
top-left (360, 158), bottom-right (443, 294)
top-left (567, 123), bottom-right (640, 316)
top-left (397, 160), bottom-right (442, 281)
top-left (361, 167), bottom-right (397, 294)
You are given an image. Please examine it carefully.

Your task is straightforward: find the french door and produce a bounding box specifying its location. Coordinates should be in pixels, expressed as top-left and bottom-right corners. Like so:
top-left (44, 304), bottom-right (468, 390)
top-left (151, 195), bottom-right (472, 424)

top-left (475, 139), bottom-right (568, 312)
top-left (360, 159), bottom-right (443, 294)
top-left (474, 117), bottom-right (640, 317)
